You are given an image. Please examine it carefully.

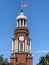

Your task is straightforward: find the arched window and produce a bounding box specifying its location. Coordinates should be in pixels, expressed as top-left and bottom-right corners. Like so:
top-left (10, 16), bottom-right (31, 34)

top-left (17, 63), bottom-right (26, 65)
top-left (20, 42), bottom-right (23, 52)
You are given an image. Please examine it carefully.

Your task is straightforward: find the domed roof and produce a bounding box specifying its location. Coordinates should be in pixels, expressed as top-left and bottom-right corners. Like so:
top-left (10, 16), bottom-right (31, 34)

top-left (16, 12), bottom-right (27, 20)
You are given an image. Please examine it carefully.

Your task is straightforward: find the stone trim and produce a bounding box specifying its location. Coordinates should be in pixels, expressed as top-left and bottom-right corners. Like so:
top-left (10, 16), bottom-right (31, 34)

top-left (26, 56), bottom-right (33, 59)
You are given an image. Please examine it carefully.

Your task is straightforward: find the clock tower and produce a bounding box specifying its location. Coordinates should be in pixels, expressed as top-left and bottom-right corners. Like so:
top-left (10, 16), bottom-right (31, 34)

top-left (10, 10), bottom-right (33, 65)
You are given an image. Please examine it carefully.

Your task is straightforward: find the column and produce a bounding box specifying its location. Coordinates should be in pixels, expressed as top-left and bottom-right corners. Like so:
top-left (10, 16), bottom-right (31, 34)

top-left (17, 21), bottom-right (18, 27)
top-left (19, 20), bottom-right (21, 26)
top-left (25, 39), bottom-right (27, 52)
top-left (12, 40), bottom-right (14, 53)
top-left (30, 41), bottom-right (31, 53)
top-left (23, 42), bottom-right (24, 51)
top-left (15, 39), bottom-right (18, 52)
top-left (23, 20), bottom-right (24, 26)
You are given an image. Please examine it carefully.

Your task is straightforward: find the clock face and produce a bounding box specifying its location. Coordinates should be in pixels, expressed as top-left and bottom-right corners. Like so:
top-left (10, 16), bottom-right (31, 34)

top-left (19, 36), bottom-right (24, 41)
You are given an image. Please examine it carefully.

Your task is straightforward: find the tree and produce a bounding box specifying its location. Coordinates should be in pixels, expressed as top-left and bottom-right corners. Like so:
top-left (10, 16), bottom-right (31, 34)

top-left (36, 53), bottom-right (49, 65)
top-left (0, 55), bottom-right (12, 65)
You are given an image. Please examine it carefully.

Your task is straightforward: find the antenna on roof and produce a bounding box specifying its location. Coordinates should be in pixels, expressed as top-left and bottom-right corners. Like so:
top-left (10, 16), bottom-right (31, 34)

top-left (21, 0), bottom-right (23, 12)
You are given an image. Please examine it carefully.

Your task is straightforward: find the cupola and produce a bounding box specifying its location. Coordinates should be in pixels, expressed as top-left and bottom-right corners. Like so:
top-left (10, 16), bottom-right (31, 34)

top-left (16, 10), bottom-right (27, 27)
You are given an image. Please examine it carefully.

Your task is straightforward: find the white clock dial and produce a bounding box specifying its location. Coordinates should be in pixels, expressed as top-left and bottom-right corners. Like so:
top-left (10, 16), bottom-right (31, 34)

top-left (19, 36), bottom-right (24, 41)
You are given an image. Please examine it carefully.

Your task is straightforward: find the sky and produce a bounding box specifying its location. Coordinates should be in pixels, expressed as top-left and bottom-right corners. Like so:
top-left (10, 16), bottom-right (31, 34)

top-left (0, 0), bottom-right (49, 65)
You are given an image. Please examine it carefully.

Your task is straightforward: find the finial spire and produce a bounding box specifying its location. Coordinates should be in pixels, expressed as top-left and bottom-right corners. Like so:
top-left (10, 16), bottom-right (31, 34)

top-left (21, 9), bottom-right (23, 12)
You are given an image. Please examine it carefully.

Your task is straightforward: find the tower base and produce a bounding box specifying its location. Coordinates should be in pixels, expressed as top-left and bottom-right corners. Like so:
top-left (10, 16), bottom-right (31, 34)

top-left (10, 52), bottom-right (33, 65)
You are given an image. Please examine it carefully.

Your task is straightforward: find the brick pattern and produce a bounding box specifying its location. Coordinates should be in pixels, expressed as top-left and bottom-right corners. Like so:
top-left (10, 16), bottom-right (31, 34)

top-left (10, 53), bottom-right (33, 65)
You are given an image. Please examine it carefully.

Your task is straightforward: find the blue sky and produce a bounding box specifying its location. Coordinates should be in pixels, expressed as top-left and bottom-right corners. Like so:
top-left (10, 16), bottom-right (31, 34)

top-left (0, 0), bottom-right (49, 65)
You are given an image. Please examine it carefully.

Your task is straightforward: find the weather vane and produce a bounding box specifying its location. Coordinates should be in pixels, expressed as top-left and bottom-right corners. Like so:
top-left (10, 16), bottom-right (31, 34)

top-left (21, 0), bottom-right (27, 12)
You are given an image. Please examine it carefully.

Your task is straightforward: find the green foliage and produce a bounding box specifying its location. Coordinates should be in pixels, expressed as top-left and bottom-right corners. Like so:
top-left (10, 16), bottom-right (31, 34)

top-left (0, 55), bottom-right (12, 65)
top-left (36, 53), bottom-right (49, 65)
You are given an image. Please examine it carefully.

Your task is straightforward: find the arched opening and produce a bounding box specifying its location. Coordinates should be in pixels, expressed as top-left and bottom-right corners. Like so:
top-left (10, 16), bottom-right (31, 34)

top-left (20, 42), bottom-right (23, 52)
top-left (17, 63), bottom-right (26, 65)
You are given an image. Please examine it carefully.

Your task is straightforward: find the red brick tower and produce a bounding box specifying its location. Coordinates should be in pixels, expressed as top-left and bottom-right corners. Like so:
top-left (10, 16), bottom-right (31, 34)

top-left (10, 10), bottom-right (33, 65)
